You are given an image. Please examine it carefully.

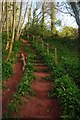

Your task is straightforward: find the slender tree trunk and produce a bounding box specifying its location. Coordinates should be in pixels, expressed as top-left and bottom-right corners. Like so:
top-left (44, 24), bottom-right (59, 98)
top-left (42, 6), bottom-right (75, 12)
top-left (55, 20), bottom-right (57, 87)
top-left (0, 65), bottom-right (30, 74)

top-left (41, 2), bottom-right (45, 40)
top-left (78, 27), bottom-right (80, 54)
top-left (16, 0), bottom-right (23, 40)
top-left (10, 13), bottom-right (12, 32)
top-left (5, 2), bottom-right (16, 62)
top-left (9, 2), bottom-right (12, 33)
top-left (32, 9), bottom-right (36, 27)
top-left (6, 2), bottom-right (8, 38)
top-left (5, 2), bottom-right (9, 50)
top-left (18, 3), bottom-right (28, 39)
top-left (70, 2), bottom-right (80, 37)
top-left (28, 2), bottom-right (32, 26)
top-left (2, 2), bottom-right (6, 31)
top-left (51, 2), bottom-right (54, 32)
top-left (78, 27), bottom-right (80, 39)
top-left (70, 2), bottom-right (80, 57)
top-left (1, 2), bottom-right (4, 33)
top-left (42, 3), bottom-right (45, 27)
top-left (32, 4), bottom-right (38, 34)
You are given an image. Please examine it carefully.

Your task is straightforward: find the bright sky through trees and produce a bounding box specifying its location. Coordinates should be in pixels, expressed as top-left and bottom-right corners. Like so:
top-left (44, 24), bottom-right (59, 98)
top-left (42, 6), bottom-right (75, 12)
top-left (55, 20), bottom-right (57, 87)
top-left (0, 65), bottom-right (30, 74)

top-left (10, 0), bottom-right (78, 29)
top-left (56, 9), bottom-right (78, 31)
top-left (21, 0), bottom-right (78, 30)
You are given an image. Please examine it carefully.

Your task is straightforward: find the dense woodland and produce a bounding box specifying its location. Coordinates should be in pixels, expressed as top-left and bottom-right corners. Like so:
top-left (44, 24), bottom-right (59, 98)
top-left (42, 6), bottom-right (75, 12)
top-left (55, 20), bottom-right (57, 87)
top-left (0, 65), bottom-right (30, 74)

top-left (1, 1), bottom-right (80, 119)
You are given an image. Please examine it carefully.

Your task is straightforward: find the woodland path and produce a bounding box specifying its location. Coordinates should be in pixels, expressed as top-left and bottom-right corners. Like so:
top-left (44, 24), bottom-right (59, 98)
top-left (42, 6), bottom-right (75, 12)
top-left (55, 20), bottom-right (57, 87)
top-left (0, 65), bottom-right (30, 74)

top-left (2, 39), bottom-right (61, 119)
top-left (12, 40), bottom-right (61, 119)
top-left (2, 41), bottom-right (26, 115)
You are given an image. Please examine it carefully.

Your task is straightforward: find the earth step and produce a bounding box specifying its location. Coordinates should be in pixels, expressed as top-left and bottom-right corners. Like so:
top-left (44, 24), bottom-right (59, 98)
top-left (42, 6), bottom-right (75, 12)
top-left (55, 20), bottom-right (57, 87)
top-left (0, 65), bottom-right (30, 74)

top-left (35, 72), bottom-right (50, 78)
top-left (18, 97), bottom-right (61, 118)
top-left (11, 40), bottom-right (61, 119)
top-left (32, 81), bottom-right (52, 91)
top-left (31, 81), bottom-right (53, 98)
top-left (35, 66), bottom-right (48, 70)
top-left (34, 61), bottom-right (43, 64)
top-left (35, 68), bottom-right (49, 72)
top-left (35, 56), bottom-right (43, 58)
top-left (34, 58), bottom-right (43, 60)
top-left (34, 63), bottom-right (46, 66)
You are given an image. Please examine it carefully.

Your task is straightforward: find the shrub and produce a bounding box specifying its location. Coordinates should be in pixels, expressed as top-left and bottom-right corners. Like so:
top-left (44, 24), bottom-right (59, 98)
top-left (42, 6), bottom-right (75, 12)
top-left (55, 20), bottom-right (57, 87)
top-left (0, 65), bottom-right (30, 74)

top-left (12, 40), bottom-right (21, 54)
top-left (30, 36), bottom-right (80, 119)
top-left (3, 42), bottom-right (35, 117)
top-left (16, 47), bottom-right (36, 96)
top-left (2, 61), bottom-right (13, 80)
top-left (54, 75), bottom-right (80, 120)
top-left (60, 56), bottom-right (80, 84)
top-left (52, 65), bottom-right (66, 79)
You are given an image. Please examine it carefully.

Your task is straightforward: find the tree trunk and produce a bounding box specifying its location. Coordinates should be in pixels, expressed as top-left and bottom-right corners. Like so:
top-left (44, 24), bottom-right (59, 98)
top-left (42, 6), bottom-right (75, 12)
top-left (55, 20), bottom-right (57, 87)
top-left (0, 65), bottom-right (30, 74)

top-left (1, 2), bottom-right (4, 33)
top-left (32, 9), bottom-right (35, 34)
top-left (78, 27), bottom-right (80, 55)
top-left (51, 2), bottom-right (55, 32)
top-left (70, 2), bottom-right (80, 57)
top-left (28, 8), bottom-right (31, 25)
top-left (18, 3), bottom-right (28, 39)
top-left (42, 3), bottom-right (45, 27)
top-left (41, 2), bottom-right (45, 40)
top-left (2, 2), bottom-right (6, 32)
top-left (6, 2), bottom-right (8, 39)
top-left (70, 3), bottom-right (80, 25)
top-left (32, 4), bottom-right (38, 34)
top-left (10, 12), bottom-right (12, 32)
top-left (16, 0), bottom-right (23, 40)
top-left (5, 2), bottom-right (16, 62)
top-left (78, 27), bottom-right (80, 39)
top-left (5, 2), bottom-right (9, 50)
top-left (9, 2), bottom-right (13, 33)
top-left (70, 2), bottom-right (80, 38)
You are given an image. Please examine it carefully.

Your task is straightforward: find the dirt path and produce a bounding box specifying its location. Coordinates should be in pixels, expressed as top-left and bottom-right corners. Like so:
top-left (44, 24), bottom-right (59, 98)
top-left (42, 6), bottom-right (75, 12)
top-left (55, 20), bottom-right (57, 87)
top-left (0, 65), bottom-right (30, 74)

top-left (12, 47), bottom-right (61, 119)
top-left (2, 41), bottom-right (26, 115)
top-left (2, 39), bottom-right (61, 119)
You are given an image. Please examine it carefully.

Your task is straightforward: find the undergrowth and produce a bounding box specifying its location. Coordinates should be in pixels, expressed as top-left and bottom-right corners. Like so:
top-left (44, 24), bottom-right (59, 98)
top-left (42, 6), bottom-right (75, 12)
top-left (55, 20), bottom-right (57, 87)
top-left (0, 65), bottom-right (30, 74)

top-left (53, 75), bottom-right (80, 120)
top-left (29, 36), bottom-right (80, 120)
top-left (3, 42), bottom-right (36, 118)
top-left (2, 33), bottom-right (21, 81)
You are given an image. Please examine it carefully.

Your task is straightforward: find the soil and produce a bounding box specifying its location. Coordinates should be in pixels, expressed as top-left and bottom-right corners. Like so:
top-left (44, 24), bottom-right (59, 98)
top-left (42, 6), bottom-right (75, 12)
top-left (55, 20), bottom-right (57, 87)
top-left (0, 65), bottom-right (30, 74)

top-left (17, 68), bottom-right (60, 119)
top-left (2, 40), bottom-right (26, 115)
top-left (2, 39), bottom-right (61, 119)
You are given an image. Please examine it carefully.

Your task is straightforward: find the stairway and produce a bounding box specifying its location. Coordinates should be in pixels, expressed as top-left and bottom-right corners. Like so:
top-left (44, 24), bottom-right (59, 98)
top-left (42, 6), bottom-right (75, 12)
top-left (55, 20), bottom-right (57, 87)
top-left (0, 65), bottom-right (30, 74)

top-left (17, 51), bottom-right (61, 119)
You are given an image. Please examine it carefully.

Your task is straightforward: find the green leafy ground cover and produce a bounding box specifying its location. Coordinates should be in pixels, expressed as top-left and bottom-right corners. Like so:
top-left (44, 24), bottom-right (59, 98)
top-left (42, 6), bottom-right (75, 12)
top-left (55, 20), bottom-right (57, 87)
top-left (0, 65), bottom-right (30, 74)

top-left (43, 36), bottom-right (80, 85)
top-left (3, 42), bottom-right (36, 118)
top-left (29, 36), bottom-right (80, 120)
top-left (2, 32), bottom-right (21, 81)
